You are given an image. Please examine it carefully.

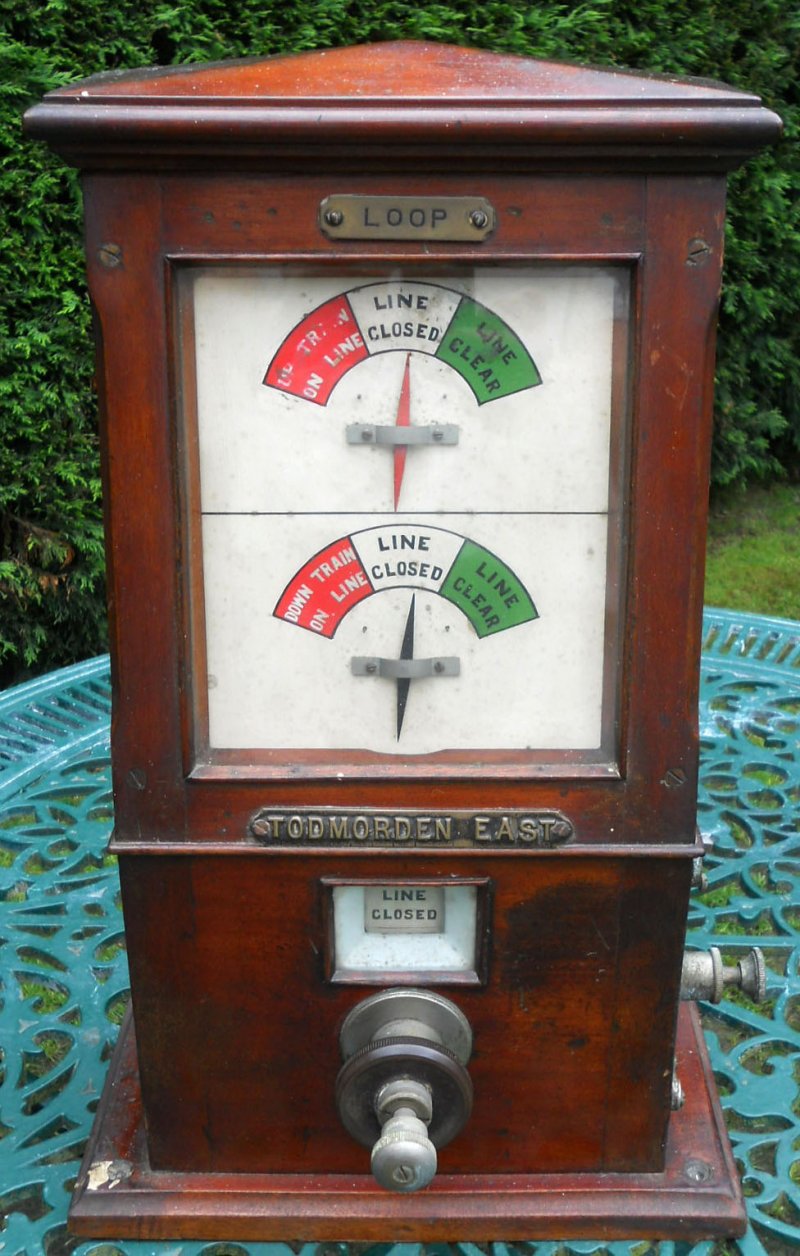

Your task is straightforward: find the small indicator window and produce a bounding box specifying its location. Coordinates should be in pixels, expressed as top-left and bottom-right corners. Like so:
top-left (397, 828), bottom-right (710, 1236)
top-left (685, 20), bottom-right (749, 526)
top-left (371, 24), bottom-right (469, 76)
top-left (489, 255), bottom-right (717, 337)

top-left (325, 879), bottom-right (489, 985)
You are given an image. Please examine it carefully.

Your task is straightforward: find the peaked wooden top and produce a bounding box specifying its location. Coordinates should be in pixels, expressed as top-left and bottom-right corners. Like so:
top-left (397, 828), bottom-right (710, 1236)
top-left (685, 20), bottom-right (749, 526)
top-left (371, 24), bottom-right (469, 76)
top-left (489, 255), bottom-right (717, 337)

top-left (24, 41), bottom-right (781, 172)
top-left (36, 42), bottom-right (754, 104)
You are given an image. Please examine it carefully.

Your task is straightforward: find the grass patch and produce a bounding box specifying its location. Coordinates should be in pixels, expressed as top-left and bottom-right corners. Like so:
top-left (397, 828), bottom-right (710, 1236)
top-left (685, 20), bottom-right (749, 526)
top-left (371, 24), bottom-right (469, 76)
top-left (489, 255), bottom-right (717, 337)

top-left (697, 880), bottom-right (744, 908)
top-left (105, 991), bottom-right (130, 1026)
top-left (18, 978), bottom-right (69, 1013)
top-left (706, 483), bottom-right (800, 619)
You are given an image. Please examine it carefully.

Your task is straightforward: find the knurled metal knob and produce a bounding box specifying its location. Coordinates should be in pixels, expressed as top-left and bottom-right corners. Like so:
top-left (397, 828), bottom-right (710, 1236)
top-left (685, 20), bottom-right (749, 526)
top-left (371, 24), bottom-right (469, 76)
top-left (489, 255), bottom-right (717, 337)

top-left (372, 1078), bottom-right (436, 1190)
top-left (335, 989), bottom-right (473, 1194)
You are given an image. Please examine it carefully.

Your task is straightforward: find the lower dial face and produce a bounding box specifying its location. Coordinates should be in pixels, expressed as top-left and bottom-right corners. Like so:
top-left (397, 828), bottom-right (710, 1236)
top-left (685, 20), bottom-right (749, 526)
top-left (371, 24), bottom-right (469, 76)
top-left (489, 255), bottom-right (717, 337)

top-left (181, 263), bottom-right (630, 760)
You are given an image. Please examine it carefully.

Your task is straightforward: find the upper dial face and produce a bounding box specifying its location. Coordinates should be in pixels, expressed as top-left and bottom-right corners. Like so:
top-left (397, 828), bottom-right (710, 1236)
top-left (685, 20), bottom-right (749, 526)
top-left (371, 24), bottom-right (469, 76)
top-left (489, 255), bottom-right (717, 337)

top-left (181, 264), bottom-right (629, 759)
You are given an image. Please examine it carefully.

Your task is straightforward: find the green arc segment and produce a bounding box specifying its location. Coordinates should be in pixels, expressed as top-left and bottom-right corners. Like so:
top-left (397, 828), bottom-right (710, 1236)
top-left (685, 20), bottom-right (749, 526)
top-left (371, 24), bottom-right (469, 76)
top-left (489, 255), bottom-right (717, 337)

top-left (435, 297), bottom-right (542, 404)
top-left (441, 539), bottom-right (539, 637)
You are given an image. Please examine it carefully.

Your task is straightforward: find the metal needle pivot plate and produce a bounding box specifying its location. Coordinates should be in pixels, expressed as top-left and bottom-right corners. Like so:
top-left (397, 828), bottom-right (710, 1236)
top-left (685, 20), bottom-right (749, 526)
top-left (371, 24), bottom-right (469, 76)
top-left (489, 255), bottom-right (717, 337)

top-left (345, 354), bottom-right (458, 510)
top-left (350, 594), bottom-right (460, 739)
top-left (346, 424), bottom-right (459, 446)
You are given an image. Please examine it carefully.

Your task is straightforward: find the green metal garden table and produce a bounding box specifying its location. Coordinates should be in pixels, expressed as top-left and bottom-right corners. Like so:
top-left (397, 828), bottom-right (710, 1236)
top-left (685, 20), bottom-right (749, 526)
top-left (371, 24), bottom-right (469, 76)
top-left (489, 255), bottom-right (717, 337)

top-left (1, 608), bottom-right (798, 1256)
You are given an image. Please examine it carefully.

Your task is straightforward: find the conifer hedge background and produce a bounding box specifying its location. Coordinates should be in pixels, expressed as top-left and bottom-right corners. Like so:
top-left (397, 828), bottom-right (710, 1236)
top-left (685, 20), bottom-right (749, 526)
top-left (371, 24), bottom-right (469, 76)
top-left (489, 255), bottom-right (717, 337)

top-left (2, 0), bottom-right (798, 681)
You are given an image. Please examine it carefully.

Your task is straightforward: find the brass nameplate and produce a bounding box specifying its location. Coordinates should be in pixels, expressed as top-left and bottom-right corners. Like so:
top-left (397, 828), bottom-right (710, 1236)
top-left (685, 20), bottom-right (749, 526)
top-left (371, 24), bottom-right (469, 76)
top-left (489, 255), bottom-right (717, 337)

top-left (319, 195), bottom-right (495, 242)
top-left (248, 807), bottom-right (573, 848)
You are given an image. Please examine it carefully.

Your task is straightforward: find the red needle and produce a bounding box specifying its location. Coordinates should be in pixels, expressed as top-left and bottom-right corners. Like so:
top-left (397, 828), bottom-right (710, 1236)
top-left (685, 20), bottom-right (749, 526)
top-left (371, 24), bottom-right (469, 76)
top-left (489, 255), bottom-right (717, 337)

top-left (393, 353), bottom-right (411, 510)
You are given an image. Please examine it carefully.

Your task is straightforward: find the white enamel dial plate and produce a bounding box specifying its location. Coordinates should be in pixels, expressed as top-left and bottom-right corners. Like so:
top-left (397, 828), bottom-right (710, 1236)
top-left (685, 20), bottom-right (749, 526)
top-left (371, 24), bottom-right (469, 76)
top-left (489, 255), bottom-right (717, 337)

top-left (182, 265), bottom-right (628, 758)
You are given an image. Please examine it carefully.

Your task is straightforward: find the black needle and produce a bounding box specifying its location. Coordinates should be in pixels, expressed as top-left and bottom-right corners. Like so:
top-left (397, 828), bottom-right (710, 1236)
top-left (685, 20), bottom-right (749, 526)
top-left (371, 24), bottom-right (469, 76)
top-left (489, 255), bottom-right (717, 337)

top-left (396, 594), bottom-right (416, 740)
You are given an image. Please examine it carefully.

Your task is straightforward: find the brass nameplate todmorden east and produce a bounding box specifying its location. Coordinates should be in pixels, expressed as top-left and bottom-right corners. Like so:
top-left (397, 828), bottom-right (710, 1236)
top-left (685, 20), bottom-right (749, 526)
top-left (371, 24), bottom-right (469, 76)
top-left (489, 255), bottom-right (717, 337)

top-left (319, 195), bottom-right (496, 241)
top-left (248, 807), bottom-right (574, 847)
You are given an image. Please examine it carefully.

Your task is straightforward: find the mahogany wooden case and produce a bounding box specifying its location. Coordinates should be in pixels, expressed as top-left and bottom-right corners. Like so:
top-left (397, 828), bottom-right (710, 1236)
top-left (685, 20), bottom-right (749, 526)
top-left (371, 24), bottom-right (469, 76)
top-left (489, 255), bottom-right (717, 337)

top-left (67, 172), bottom-right (719, 835)
top-left (24, 41), bottom-right (780, 1242)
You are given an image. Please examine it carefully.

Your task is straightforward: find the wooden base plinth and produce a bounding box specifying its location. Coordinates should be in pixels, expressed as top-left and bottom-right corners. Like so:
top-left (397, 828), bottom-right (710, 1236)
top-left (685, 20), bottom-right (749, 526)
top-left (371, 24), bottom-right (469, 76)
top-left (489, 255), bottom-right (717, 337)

top-left (69, 1004), bottom-right (745, 1242)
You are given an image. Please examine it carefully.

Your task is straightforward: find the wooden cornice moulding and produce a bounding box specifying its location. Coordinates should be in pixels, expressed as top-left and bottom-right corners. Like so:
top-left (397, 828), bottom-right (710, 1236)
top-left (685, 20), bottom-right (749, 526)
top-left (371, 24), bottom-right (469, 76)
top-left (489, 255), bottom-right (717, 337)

top-left (23, 41), bottom-right (782, 173)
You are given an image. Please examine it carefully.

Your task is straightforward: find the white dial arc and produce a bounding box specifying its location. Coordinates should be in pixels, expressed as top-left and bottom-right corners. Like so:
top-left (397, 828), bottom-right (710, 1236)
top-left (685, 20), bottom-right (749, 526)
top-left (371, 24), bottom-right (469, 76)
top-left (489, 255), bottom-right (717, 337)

top-left (273, 522), bottom-right (538, 640)
top-left (274, 522), bottom-right (539, 741)
top-left (263, 279), bottom-right (543, 512)
top-left (263, 279), bottom-right (542, 407)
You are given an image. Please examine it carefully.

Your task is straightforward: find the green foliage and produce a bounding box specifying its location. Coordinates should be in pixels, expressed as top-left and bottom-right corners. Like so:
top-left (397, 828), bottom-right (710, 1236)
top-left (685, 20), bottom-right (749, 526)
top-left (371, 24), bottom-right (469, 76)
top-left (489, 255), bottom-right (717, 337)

top-left (2, 0), bottom-right (798, 679)
top-left (706, 483), bottom-right (800, 619)
top-left (1, 37), bottom-right (106, 683)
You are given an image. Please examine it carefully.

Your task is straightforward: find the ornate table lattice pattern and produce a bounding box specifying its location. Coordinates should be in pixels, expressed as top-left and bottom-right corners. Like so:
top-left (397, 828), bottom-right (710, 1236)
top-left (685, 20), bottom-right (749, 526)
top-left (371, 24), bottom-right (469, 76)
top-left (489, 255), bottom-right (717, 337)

top-left (0, 609), bottom-right (798, 1256)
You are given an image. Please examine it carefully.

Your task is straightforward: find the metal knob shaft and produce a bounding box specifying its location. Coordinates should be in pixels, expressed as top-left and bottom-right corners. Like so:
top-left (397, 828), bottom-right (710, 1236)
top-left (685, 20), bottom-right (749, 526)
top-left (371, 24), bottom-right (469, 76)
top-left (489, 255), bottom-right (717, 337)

top-left (371, 1079), bottom-right (437, 1192)
top-left (681, 946), bottom-right (766, 1004)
